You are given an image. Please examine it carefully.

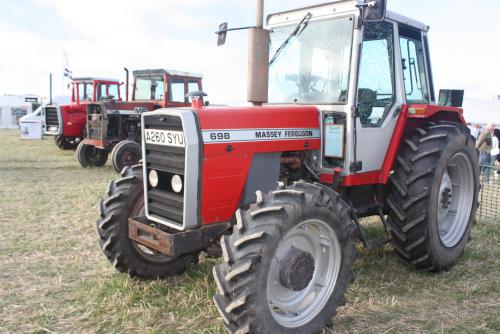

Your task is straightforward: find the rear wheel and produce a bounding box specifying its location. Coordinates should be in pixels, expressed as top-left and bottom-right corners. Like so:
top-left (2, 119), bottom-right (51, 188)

top-left (97, 165), bottom-right (198, 279)
top-left (76, 142), bottom-right (108, 167)
top-left (387, 122), bottom-right (479, 271)
top-left (213, 182), bottom-right (356, 334)
top-left (111, 140), bottom-right (142, 173)
top-left (54, 135), bottom-right (78, 150)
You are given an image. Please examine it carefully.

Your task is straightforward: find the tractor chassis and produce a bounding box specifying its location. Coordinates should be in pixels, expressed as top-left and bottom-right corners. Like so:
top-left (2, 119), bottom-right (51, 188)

top-left (128, 216), bottom-right (231, 257)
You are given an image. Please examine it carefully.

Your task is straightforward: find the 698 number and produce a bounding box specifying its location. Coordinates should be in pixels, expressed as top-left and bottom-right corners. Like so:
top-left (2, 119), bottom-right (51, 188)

top-left (210, 132), bottom-right (231, 141)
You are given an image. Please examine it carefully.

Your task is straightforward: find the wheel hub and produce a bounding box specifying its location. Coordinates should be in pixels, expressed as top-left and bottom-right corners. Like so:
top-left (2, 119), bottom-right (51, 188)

top-left (438, 171), bottom-right (453, 220)
top-left (278, 247), bottom-right (315, 291)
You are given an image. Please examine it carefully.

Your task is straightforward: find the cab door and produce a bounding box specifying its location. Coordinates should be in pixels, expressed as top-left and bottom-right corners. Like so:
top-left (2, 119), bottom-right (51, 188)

top-left (353, 20), bottom-right (405, 173)
top-left (398, 24), bottom-right (434, 105)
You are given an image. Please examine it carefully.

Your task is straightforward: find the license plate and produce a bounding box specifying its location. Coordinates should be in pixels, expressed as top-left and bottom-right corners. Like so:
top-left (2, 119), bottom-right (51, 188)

top-left (145, 129), bottom-right (185, 148)
top-left (49, 126), bottom-right (58, 132)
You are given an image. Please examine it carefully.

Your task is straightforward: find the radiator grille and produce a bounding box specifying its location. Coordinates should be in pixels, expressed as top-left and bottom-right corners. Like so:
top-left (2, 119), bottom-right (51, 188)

top-left (45, 107), bottom-right (59, 132)
top-left (144, 114), bottom-right (185, 226)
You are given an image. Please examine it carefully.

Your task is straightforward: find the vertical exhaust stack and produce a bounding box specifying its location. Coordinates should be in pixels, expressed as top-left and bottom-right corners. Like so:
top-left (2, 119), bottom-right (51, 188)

top-left (247, 0), bottom-right (270, 106)
top-left (124, 67), bottom-right (129, 102)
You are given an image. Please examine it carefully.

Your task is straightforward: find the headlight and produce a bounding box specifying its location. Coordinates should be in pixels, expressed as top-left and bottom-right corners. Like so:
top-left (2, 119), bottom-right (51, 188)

top-left (171, 175), bottom-right (183, 193)
top-left (149, 170), bottom-right (159, 188)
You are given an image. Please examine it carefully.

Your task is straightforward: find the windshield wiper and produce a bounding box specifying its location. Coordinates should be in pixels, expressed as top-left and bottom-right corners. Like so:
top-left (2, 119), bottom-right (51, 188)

top-left (269, 13), bottom-right (312, 66)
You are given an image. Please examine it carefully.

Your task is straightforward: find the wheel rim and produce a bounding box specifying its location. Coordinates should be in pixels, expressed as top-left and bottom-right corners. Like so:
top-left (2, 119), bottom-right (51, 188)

top-left (437, 152), bottom-right (474, 248)
top-left (267, 219), bottom-right (341, 328)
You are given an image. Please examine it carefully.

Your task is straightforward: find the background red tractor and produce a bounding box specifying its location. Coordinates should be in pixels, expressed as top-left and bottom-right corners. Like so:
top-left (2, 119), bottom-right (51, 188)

top-left (96, 1), bottom-right (479, 333)
top-left (77, 69), bottom-right (203, 172)
top-left (43, 77), bottom-right (122, 150)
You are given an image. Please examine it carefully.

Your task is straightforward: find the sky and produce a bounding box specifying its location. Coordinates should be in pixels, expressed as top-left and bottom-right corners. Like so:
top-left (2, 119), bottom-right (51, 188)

top-left (0, 0), bottom-right (499, 104)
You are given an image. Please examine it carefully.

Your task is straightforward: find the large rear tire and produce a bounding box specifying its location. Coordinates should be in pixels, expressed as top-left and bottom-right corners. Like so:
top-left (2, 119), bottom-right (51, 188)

top-left (54, 135), bottom-right (78, 150)
top-left (387, 121), bottom-right (479, 271)
top-left (97, 165), bottom-right (198, 279)
top-left (76, 142), bottom-right (108, 167)
top-left (213, 182), bottom-right (356, 334)
top-left (111, 140), bottom-right (142, 173)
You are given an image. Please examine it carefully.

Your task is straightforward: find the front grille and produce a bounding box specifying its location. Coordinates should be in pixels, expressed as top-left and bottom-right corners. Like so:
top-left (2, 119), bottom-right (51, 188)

top-left (45, 107), bottom-right (59, 131)
top-left (88, 105), bottom-right (103, 140)
top-left (88, 122), bottom-right (102, 140)
top-left (144, 114), bottom-right (185, 226)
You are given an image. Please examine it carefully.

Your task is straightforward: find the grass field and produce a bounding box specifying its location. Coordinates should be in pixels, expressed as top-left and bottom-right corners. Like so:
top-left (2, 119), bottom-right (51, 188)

top-left (0, 129), bottom-right (499, 334)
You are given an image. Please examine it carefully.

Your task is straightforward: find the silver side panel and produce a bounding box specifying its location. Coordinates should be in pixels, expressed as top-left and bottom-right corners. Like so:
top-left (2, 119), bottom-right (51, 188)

top-left (142, 109), bottom-right (200, 231)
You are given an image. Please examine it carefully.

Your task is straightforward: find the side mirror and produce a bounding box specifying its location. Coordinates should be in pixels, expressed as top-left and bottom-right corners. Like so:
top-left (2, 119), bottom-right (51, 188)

top-left (217, 22), bottom-right (228, 46)
top-left (438, 89), bottom-right (465, 108)
top-left (363, 0), bottom-right (387, 22)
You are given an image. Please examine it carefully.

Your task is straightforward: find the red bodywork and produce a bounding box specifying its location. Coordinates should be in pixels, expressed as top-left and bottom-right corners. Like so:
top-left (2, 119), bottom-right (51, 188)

top-left (197, 106), bottom-right (320, 225)
top-left (58, 79), bottom-right (122, 138)
top-left (193, 104), bottom-right (465, 226)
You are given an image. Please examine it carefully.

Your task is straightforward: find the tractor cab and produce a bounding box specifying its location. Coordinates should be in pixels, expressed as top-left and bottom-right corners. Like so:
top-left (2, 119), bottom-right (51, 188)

top-left (132, 69), bottom-right (203, 108)
top-left (265, 0), bottom-right (441, 176)
top-left (71, 77), bottom-right (122, 104)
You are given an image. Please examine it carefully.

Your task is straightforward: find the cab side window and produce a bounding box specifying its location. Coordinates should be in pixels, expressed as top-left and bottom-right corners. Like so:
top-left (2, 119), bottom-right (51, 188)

top-left (357, 21), bottom-right (395, 127)
top-left (399, 27), bottom-right (430, 103)
top-left (170, 79), bottom-right (186, 103)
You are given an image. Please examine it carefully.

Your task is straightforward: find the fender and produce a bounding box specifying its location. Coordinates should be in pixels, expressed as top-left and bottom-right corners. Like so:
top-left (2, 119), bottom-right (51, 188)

top-left (342, 104), bottom-right (466, 187)
top-left (196, 106), bottom-right (321, 225)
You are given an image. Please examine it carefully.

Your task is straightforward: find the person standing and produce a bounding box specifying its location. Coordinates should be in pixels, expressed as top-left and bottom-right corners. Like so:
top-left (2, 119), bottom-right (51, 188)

top-left (476, 123), bottom-right (495, 182)
top-left (493, 128), bottom-right (500, 177)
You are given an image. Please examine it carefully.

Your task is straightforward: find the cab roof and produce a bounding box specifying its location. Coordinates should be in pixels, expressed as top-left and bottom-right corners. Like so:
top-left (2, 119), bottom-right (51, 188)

top-left (72, 77), bottom-right (120, 84)
top-left (132, 69), bottom-right (203, 79)
top-left (267, 0), bottom-right (428, 32)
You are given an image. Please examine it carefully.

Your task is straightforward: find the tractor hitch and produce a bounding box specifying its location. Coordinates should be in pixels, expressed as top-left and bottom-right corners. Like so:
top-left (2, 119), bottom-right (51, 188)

top-left (128, 217), bottom-right (231, 258)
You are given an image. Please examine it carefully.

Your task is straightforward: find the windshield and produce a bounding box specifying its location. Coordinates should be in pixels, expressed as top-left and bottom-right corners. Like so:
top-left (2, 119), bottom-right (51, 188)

top-left (134, 77), bottom-right (164, 101)
top-left (97, 84), bottom-right (120, 101)
top-left (78, 83), bottom-right (94, 101)
top-left (269, 16), bottom-right (354, 105)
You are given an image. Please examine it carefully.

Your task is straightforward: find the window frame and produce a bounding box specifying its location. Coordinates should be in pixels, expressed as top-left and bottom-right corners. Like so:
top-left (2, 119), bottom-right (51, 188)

top-left (356, 20), bottom-right (397, 128)
top-left (398, 30), bottom-right (431, 104)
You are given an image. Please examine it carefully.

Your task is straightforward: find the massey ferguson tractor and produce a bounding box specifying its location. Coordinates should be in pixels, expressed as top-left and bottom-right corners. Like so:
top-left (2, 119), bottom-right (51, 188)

top-left (96, 1), bottom-right (479, 333)
top-left (77, 69), bottom-right (203, 172)
top-left (43, 77), bottom-right (122, 150)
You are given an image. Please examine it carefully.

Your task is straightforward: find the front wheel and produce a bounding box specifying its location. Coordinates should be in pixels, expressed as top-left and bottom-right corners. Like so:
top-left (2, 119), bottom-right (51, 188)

top-left (97, 165), bottom-right (199, 279)
top-left (213, 182), bottom-right (356, 334)
top-left (110, 140), bottom-right (142, 173)
top-left (54, 135), bottom-right (78, 150)
top-left (76, 142), bottom-right (109, 167)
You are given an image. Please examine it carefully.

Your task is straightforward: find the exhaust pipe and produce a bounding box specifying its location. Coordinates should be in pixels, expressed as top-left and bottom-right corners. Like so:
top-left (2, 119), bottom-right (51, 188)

top-left (124, 67), bottom-right (129, 102)
top-left (247, 0), bottom-right (270, 106)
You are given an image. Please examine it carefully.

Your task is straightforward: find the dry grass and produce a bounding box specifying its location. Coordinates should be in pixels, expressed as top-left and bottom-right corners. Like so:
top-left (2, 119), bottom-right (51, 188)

top-left (0, 129), bottom-right (499, 334)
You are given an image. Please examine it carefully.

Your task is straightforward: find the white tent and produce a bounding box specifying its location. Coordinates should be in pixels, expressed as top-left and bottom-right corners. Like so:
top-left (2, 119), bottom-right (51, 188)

top-left (0, 95), bottom-right (41, 129)
top-left (462, 98), bottom-right (500, 125)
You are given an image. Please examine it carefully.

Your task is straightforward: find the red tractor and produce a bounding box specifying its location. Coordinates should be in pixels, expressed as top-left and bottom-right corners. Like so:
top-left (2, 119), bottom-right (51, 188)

top-left (77, 69), bottom-right (203, 172)
top-left (43, 77), bottom-right (122, 150)
top-left (96, 1), bottom-right (479, 333)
